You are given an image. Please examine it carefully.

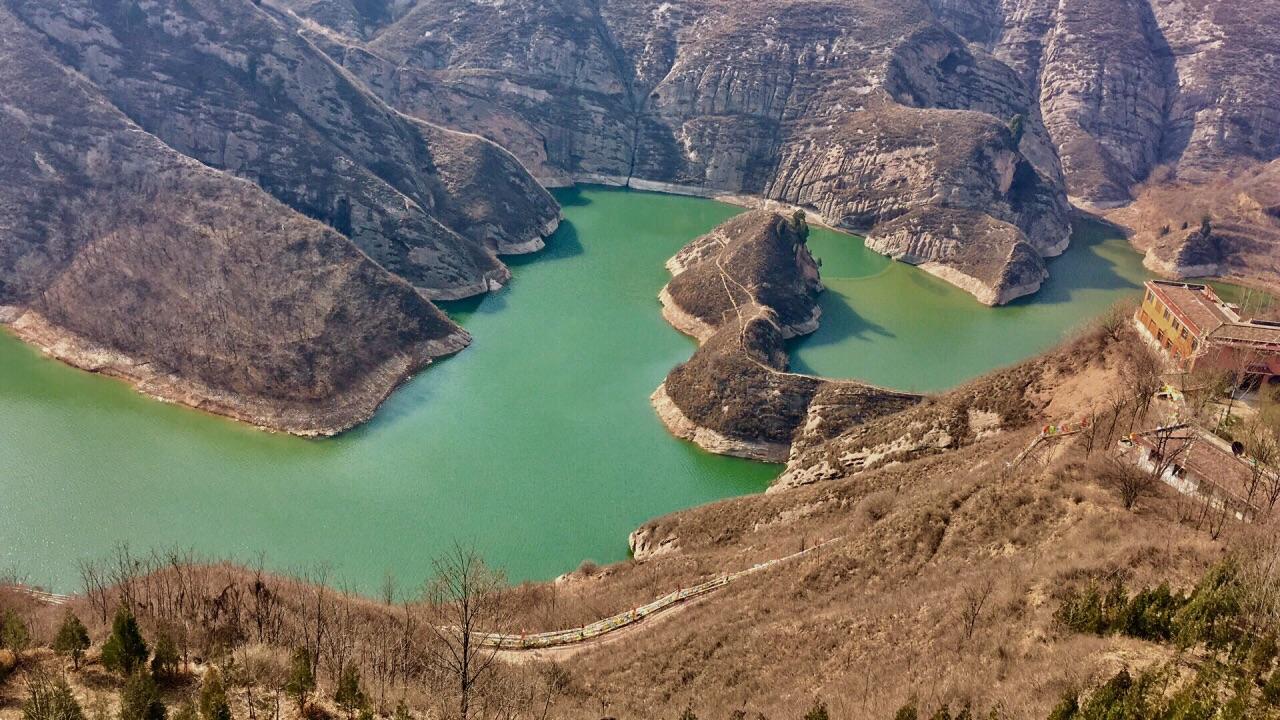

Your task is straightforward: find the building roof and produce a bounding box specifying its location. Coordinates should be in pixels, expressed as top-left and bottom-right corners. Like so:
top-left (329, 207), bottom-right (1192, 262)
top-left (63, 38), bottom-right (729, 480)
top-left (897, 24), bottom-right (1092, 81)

top-left (1208, 320), bottom-right (1280, 348)
top-left (1130, 425), bottom-right (1272, 511)
top-left (1146, 280), bottom-right (1235, 336)
top-left (1146, 280), bottom-right (1280, 352)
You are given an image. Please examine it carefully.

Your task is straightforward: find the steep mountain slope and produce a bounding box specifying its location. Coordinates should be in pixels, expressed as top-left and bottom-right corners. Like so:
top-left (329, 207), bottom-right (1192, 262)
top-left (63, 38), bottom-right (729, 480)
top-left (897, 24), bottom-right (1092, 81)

top-left (0, 9), bottom-right (470, 435)
top-left (6, 0), bottom-right (559, 300)
top-left (296, 0), bottom-right (1072, 305)
top-left (288, 0), bottom-right (1280, 294)
top-left (929, 0), bottom-right (1280, 208)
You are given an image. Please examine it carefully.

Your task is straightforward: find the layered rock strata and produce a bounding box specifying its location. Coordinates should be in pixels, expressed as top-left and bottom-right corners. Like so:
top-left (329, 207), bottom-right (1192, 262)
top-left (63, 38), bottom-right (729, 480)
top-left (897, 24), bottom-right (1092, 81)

top-left (652, 212), bottom-right (920, 462)
top-left (288, 0), bottom-right (1075, 304)
top-left (0, 1), bottom-right (558, 434)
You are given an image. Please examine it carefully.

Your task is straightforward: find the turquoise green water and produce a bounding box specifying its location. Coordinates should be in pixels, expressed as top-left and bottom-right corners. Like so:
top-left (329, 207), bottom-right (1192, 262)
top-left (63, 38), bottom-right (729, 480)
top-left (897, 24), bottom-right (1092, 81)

top-left (0, 188), bottom-right (774, 592)
top-left (0, 188), bottom-right (1156, 592)
top-left (790, 221), bottom-right (1150, 392)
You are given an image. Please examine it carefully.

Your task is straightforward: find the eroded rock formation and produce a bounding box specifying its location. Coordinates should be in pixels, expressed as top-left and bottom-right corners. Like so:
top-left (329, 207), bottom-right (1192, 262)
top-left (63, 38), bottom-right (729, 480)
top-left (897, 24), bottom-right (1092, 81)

top-left (0, 0), bottom-right (558, 434)
top-left (285, 0), bottom-right (1280, 295)
top-left (652, 212), bottom-right (920, 462)
top-left (286, 0), bottom-right (1074, 304)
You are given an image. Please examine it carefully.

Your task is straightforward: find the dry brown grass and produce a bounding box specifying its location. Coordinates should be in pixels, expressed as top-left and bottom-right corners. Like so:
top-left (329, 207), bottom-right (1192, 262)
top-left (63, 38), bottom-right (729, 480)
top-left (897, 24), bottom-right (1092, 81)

top-left (0, 322), bottom-right (1244, 720)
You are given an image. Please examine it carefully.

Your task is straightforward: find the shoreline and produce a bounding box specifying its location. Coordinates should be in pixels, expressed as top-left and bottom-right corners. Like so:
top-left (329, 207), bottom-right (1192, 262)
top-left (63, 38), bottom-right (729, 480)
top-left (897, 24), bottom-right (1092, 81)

top-left (0, 310), bottom-right (471, 437)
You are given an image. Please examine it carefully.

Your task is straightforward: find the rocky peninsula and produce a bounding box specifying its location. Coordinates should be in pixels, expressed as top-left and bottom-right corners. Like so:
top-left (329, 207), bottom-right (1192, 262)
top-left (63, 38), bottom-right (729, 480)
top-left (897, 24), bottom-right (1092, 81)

top-left (652, 211), bottom-right (920, 462)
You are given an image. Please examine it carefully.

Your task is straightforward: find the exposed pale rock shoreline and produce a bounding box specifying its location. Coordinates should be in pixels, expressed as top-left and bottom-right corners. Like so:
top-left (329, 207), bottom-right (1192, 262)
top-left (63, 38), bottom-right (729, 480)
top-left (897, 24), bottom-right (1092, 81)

top-left (651, 382), bottom-right (791, 463)
top-left (3, 311), bottom-right (470, 437)
top-left (650, 211), bottom-right (921, 463)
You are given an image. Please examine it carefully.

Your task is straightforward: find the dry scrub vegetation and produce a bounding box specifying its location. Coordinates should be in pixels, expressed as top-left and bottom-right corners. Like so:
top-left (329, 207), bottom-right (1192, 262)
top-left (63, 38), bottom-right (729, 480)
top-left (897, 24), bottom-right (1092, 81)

top-left (3, 318), bottom-right (1278, 719)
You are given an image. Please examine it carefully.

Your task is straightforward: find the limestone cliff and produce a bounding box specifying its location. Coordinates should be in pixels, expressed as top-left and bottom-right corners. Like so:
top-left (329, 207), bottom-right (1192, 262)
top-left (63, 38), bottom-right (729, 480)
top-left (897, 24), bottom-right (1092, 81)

top-left (929, 0), bottom-right (1280, 209)
top-left (653, 212), bottom-right (919, 462)
top-left (291, 0), bottom-right (1074, 305)
top-left (289, 0), bottom-right (1280, 296)
top-left (0, 11), bottom-right (472, 435)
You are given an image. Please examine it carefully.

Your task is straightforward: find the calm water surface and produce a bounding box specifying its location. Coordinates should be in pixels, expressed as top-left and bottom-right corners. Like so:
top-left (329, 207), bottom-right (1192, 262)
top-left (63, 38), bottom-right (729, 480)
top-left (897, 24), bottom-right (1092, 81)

top-left (1, 188), bottom-right (1154, 591)
top-left (791, 220), bottom-right (1150, 391)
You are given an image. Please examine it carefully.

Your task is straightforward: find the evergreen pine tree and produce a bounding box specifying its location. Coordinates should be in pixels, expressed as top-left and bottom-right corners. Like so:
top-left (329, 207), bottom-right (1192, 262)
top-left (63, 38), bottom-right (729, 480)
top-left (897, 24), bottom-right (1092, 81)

top-left (170, 700), bottom-right (197, 720)
top-left (333, 665), bottom-right (366, 720)
top-left (53, 612), bottom-right (91, 670)
top-left (150, 632), bottom-right (180, 680)
top-left (284, 649), bottom-right (315, 717)
top-left (198, 668), bottom-right (232, 720)
top-left (1, 610), bottom-right (31, 654)
top-left (101, 608), bottom-right (149, 676)
top-left (1046, 693), bottom-right (1078, 720)
top-left (118, 670), bottom-right (166, 720)
top-left (392, 701), bottom-right (412, 720)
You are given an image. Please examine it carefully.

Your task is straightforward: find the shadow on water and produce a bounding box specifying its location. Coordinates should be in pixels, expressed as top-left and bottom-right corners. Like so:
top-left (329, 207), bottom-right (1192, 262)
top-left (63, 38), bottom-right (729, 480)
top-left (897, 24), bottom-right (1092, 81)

top-left (552, 186), bottom-right (593, 207)
top-left (1010, 220), bottom-right (1142, 308)
top-left (505, 218), bottom-right (584, 267)
top-left (789, 289), bottom-right (895, 359)
top-left (438, 221), bottom-right (586, 324)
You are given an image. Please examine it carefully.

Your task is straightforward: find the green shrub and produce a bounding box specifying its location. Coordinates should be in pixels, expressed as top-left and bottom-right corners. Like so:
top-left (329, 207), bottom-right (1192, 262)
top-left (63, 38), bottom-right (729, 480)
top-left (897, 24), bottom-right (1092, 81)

top-left (53, 612), bottom-right (91, 670)
top-left (803, 700), bottom-right (829, 720)
top-left (102, 607), bottom-right (149, 676)
top-left (119, 670), bottom-right (166, 720)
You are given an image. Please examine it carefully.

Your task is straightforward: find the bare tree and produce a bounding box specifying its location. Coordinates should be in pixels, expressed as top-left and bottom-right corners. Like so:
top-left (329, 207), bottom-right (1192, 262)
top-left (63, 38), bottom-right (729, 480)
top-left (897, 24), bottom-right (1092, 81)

top-left (957, 572), bottom-right (995, 647)
top-left (1097, 456), bottom-right (1158, 511)
top-left (77, 559), bottom-right (111, 625)
top-left (1100, 425), bottom-right (1191, 512)
top-left (1122, 344), bottom-right (1165, 429)
top-left (1239, 421), bottom-right (1279, 514)
top-left (423, 544), bottom-right (510, 720)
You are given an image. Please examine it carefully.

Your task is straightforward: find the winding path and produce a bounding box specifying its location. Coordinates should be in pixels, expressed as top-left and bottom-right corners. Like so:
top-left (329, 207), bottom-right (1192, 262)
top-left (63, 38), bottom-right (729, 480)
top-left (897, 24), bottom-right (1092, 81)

top-left (474, 537), bottom-right (841, 650)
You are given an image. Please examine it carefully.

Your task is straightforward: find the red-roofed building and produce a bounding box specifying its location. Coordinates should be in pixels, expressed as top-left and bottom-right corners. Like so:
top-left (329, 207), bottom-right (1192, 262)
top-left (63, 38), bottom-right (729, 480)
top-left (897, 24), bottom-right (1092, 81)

top-left (1136, 280), bottom-right (1280, 390)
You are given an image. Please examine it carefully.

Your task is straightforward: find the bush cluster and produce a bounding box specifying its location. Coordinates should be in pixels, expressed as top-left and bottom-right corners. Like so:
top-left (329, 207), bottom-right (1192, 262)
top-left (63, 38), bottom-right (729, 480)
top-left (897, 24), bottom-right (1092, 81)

top-left (1051, 561), bottom-right (1280, 719)
top-left (1054, 561), bottom-right (1244, 649)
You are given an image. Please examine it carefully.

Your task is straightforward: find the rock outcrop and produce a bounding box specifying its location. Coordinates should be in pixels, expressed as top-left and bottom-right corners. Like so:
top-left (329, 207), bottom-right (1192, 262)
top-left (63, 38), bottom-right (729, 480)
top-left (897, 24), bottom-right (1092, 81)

top-left (929, 0), bottom-right (1280, 208)
top-left (0, 14), bottom-right (468, 436)
top-left (777, 334), bottom-right (1061, 490)
top-left (0, 1), bottom-right (558, 434)
top-left (288, 0), bottom-right (1074, 304)
top-left (865, 208), bottom-right (1048, 305)
top-left (653, 212), bottom-right (920, 462)
top-left (6, 0), bottom-right (560, 301)
top-left (1143, 222), bottom-right (1225, 280)
top-left (1110, 160), bottom-right (1280, 290)
top-left (284, 0), bottom-right (1280, 297)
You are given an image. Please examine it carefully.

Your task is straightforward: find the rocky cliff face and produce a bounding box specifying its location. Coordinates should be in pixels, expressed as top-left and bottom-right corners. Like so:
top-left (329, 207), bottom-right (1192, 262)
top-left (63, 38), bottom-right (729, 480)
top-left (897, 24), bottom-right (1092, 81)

top-left (286, 0), bottom-right (1073, 305)
top-left (0, 0), bottom-right (558, 433)
top-left (929, 0), bottom-right (1280, 209)
top-left (653, 212), bottom-right (919, 462)
top-left (6, 0), bottom-right (559, 301)
top-left (287, 0), bottom-right (1280, 296)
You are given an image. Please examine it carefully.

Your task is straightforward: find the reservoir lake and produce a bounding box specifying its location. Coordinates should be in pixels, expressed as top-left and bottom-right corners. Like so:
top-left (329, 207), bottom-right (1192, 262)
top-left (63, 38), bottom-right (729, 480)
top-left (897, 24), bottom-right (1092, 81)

top-left (0, 187), bottom-right (1152, 591)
